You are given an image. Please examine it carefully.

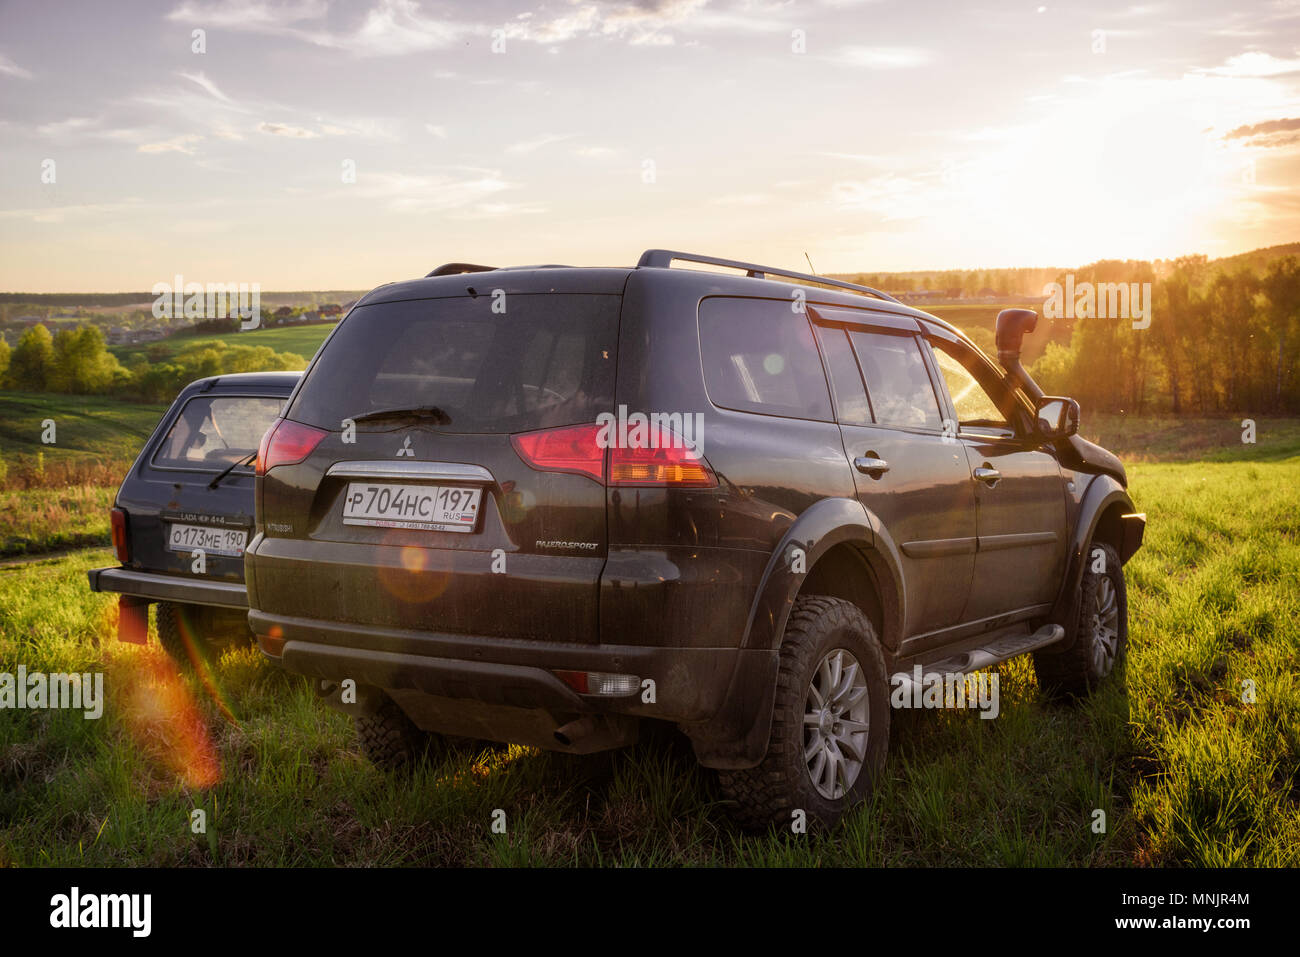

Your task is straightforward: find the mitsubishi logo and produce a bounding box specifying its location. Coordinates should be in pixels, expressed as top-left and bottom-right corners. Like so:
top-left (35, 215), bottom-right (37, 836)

top-left (396, 436), bottom-right (415, 457)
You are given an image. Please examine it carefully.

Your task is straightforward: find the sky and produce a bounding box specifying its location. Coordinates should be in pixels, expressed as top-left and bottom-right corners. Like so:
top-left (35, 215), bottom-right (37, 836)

top-left (1, 0), bottom-right (1298, 292)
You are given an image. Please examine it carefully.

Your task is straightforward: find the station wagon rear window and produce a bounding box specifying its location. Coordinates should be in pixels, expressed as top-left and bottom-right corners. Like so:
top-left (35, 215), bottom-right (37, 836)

top-left (285, 294), bottom-right (618, 434)
top-left (152, 395), bottom-right (285, 471)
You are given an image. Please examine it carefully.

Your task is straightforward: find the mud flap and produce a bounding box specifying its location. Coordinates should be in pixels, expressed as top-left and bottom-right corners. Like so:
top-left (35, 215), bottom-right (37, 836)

top-left (118, 596), bottom-right (150, 644)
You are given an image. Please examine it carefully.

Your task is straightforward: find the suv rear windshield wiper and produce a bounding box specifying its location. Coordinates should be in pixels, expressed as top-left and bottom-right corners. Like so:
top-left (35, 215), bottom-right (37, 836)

top-left (208, 451), bottom-right (256, 489)
top-left (350, 405), bottom-right (453, 425)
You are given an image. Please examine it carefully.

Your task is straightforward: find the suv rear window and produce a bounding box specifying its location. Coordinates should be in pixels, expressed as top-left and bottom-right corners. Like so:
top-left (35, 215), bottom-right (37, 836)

top-left (699, 297), bottom-right (832, 421)
top-left (286, 294), bottom-right (618, 434)
top-left (152, 395), bottom-right (285, 471)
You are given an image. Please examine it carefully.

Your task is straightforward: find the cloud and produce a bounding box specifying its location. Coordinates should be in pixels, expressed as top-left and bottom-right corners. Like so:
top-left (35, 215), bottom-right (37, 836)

top-left (258, 121), bottom-right (319, 138)
top-left (168, 0), bottom-right (714, 54)
top-left (1225, 117), bottom-right (1300, 139)
top-left (710, 193), bottom-right (770, 206)
top-left (835, 46), bottom-right (933, 69)
top-left (426, 124), bottom-right (448, 138)
top-left (505, 133), bottom-right (575, 154)
top-left (1198, 51), bottom-right (1300, 78)
top-left (178, 71), bottom-right (232, 102)
top-left (0, 53), bottom-right (32, 79)
top-left (139, 133), bottom-right (203, 154)
top-left (0, 199), bottom-right (147, 224)
top-left (348, 169), bottom-right (513, 212)
top-left (168, 0), bottom-right (471, 56)
top-left (573, 145), bottom-right (616, 158)
top-left (166, 0), bottom-right (326, 30)
top-left (36, 116), bottom-right (100, 138)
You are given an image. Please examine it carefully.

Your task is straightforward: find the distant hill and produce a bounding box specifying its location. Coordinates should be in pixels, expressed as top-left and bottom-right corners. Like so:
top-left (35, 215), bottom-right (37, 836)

top-left (1207, 242), bottom-right (1300, 272)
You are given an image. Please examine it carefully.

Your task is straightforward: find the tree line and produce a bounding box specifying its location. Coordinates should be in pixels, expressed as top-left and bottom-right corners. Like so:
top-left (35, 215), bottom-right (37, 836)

top-left (0, 323), bottom-right (306, 403)
top-left (1031, 255), bottom-right (1300, 415)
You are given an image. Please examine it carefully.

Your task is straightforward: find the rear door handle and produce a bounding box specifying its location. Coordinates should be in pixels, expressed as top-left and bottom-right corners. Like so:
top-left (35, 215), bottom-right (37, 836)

top-left (973, 466), bottom-right (1001, 487)
top-left (854, 456), bottom-right (890, 478)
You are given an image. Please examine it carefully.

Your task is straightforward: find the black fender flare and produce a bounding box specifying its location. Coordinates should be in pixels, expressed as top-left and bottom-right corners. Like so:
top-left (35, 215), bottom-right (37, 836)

top-left (685, 496), bottom-right (906, 770)
top-left (1047, 473), bottom-right (1140, 649)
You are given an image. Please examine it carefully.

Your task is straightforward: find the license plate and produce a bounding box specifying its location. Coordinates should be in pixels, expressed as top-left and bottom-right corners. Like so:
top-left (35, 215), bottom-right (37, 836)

top-left (167, 523), bottom-right (247, 557)
top-left (341, 483), bottom-right (481, 533)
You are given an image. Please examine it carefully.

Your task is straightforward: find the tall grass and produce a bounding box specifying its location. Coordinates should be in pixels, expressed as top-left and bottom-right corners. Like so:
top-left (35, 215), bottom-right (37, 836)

top-left (0, 454), bottom-right (1296, 866)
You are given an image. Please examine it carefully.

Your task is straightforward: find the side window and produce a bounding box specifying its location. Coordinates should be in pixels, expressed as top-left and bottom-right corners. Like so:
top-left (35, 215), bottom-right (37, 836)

top-left (699, 298), bottom-right (833, 421)
top-left (928, 339), bottom-right (1015, 438)
top-left (813, 324), bottom-right (872, 425)
top-left (847, 330), bottom-right (944, 431)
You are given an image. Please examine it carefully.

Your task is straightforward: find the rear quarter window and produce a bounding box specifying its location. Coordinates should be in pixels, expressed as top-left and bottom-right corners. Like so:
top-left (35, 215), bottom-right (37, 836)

top-left (698, 297), bottom-right (832, 421)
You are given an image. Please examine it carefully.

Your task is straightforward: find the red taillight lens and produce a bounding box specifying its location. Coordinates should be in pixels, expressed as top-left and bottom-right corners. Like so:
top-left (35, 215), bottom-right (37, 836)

top-left (512, 421), bottom-right (716, 487)
top-left (511, 423), bottom-right (605, 482)
top-left (256, 418), bottom-right (326, 476)
top-left (110, 507), bottom-right (129, 563)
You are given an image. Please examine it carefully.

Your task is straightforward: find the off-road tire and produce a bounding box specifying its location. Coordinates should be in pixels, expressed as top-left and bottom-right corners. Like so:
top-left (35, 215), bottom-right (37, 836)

top-left (718, 595), bottom-right (890, 831)
top-left (156, 602), bottom-right (250, 668)
top-left (1034, 541), bottom-right (1128, 699)
top-left (355, 695), bottom-right (439, 772)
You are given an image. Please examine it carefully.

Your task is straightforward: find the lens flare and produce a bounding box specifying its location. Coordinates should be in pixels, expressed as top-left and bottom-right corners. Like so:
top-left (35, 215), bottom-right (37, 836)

top-left (376, 531), bottom-right (451, 604)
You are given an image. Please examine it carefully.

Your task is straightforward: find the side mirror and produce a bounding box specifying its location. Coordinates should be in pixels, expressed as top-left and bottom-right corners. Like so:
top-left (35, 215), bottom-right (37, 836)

top-left (1035, 396), bottom-right (1079, 440)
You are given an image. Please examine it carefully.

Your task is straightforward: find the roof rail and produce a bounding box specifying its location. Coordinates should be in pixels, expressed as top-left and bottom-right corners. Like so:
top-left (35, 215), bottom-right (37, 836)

top-left (636, 249), bottom-right (901, 304)
top-left (426, 262), bottom-right (498, 277)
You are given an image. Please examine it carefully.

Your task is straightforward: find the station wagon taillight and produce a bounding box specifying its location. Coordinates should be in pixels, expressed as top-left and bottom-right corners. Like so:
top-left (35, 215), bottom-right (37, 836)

top-left (257, 418), bottom-right (327, 475)
top-left (110, 507), bottom-right (130, 563)
top-left (512, 422), bottom-right (716, 487)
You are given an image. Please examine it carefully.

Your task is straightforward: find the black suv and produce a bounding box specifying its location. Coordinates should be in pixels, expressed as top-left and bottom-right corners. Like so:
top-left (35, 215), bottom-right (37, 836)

top-left (245, 250), bottom-right (1144, 828)
top-left (90, 372), bottom-right (299, 664)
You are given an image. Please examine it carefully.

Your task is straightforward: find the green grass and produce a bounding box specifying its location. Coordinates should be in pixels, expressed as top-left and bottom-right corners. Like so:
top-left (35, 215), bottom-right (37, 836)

top-left (109, 324), bottom-right (335, 364)
top-left (0, 486), bottom-right (116, 557)
top-left (1, 439), bottom-right (1296, 866)
top-left (0, 391), bottom-right (167, 478)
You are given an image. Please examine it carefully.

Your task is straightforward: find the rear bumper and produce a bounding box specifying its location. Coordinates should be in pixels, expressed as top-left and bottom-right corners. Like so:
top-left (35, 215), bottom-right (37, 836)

top-left (88, 566), bottom-right (247, 609)
top-left (249, 609), bottom-right (771, 726)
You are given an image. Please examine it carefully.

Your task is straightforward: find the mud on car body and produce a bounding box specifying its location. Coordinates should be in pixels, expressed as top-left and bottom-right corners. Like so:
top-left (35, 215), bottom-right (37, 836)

top-left (88, 371), bottom-right (300, 665)
top-left (245, 251), bottom-right (1144, 828)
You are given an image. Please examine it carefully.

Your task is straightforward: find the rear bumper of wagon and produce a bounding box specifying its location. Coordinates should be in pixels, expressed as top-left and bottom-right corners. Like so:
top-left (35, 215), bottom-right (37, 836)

top-left (88, 566), bottom-right (248, 608)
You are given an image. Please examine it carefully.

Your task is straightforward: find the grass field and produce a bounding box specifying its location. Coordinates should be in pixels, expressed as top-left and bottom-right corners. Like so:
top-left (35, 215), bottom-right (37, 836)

top-left (0, 436), bottom-right (1296, 866)
top-left (0, 392), bottom-right (168, 467)
top-left (109, 324), bottom-right (336, 364)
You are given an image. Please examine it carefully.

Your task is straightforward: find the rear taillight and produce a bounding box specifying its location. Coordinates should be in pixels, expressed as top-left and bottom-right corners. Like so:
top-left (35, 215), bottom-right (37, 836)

top-left (609, 432), bottom-right (716, 487)
top-left (512, 421), bottom-right (716, 487)
top-left (256, 418), bottom-right (327, 475)
top-left (110, 507), bottom-right (130, 563)
top-left (511, 423), bottom-right (605, 482)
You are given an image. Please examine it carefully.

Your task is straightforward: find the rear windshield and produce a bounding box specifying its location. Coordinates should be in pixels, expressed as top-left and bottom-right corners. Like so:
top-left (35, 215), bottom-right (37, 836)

top-left (286, 294), bottom-right (619, 434)
top-left (152, 395), bottom-right (285, 471)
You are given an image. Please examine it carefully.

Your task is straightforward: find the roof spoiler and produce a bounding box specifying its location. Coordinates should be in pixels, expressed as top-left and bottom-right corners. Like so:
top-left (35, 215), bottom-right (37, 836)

top-left (425, 262), bottom-right (498, 277)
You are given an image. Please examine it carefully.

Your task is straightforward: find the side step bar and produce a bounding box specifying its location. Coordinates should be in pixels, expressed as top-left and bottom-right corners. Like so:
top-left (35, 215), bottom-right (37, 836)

top-left (893, 623), bottom-right (1064, 690)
